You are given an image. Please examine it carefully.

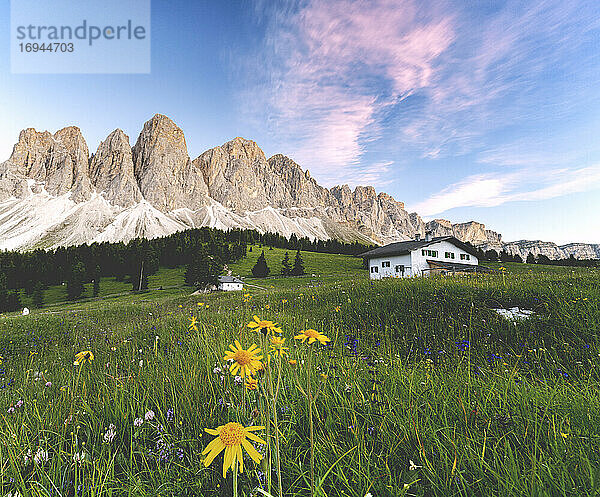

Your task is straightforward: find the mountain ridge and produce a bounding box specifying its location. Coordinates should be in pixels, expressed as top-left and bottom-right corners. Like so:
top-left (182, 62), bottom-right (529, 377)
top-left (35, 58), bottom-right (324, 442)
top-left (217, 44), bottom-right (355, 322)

top-left (0, 114), bottom-right (597, 259)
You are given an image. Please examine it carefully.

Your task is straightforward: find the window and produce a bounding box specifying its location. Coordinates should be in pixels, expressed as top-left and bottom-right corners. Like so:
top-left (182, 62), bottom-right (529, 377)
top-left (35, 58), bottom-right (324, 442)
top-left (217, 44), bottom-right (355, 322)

top-left (460, 254), bottom-right (471, 261)
top-left (370, 266), bottom-right (378, 273)
top-left (382, 261), bottom-right (390, 268)
top-left (422, 249), bottom-right (438, 257)
top-left (421, 249), bottom-right (426, 256)
top-left (395, 265), bottom-right (405, 273)
top-left (445, 252), bottom-right (455, 259)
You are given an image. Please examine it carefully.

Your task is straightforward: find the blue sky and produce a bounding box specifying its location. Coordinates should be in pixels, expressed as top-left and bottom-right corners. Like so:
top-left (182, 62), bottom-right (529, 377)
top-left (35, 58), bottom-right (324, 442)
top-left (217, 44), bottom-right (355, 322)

top-left (1, 0), bottom-right (599, 244)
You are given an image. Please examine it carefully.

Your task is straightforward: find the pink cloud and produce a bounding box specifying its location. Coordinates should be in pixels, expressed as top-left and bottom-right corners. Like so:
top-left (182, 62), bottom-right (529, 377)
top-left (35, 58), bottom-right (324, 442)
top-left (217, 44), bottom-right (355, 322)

top-left (258, 0), bottom-right (455, 183)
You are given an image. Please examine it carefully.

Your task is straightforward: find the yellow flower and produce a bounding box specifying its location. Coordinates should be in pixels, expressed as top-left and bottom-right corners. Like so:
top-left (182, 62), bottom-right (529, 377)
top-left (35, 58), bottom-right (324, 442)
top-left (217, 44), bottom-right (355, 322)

top-left (247, 315), bottom-right (280, 334)
top-left (334, 306), bottom-right (341, 312)
top-left (269, 336), bottom-right (289, 357)
top-left (202, 423), bottom-right (266, 477)
top-left (197, 302), bottom-right (205, 306)
top-left (288, 359), bottom-right (297, 366)
top-left (294, 329), bottom-right (331, 345)
top-left (320, 373), bottom-right (328, 380)
top-left (189, 316), bottom-right (198, 332)
top-left (0, 355), bottom-right (3, 365)
top-left (245, 376), bottom-right (258, 391)
top-left (74, 351), bottom-right (94, 365)
top-left (223, 341), bottom-right (263, 378)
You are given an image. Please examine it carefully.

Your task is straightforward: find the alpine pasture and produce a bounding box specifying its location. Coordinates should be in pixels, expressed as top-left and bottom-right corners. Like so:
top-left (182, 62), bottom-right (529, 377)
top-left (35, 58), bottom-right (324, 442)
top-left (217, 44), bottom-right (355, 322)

top-left (1, 248), bottom-right (599, 497)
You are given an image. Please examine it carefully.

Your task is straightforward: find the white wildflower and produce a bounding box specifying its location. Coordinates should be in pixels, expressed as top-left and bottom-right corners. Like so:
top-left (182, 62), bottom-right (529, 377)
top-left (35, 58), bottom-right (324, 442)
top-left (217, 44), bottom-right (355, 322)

top-left (33, 448), bottom-right (49, 464)
top-left (103, 424), bottom-right (116, 443)
top-left (134, 417), bottom-right (144, 427)
top-left (145, 410), bottom-right (155, 421)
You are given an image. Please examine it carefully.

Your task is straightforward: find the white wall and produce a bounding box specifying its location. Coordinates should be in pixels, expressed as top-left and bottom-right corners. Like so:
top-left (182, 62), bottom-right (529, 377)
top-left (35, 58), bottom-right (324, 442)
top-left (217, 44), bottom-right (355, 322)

top-left (368, 240), bottom-right (478, 279)
top-left (219, 282), bottom-right (243, 291)
top-left (368, 253), bottom-right (412, 279)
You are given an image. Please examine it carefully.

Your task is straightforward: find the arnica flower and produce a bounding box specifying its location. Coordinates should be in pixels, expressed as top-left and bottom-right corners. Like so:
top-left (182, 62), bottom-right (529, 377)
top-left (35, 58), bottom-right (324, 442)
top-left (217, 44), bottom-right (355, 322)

top-left (223, 341), bottom-right (263, 378)
top-left (74, 351), bottom-right (94, 365)
top-left (288, 359), bottom-right (297, 366)
top-left (269, 336), bottom-right (288, 357)
top-left (189, 316), bottom-right (198, 332)
top-left (294, 329), bottom-right (331, 345)
top-left (202, 422), bottom-right (266, 477)
top-left (247, 315), bottom-right (281, 335)
top-left (245, 376), bottom-right (258, 390)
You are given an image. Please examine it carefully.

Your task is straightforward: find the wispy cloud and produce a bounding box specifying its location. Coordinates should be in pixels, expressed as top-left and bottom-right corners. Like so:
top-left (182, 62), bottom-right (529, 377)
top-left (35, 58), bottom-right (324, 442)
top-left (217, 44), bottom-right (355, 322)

top-left (250, 0), bottom-right (455, 184)
top-left (411, 164), bottom-right (600, 216)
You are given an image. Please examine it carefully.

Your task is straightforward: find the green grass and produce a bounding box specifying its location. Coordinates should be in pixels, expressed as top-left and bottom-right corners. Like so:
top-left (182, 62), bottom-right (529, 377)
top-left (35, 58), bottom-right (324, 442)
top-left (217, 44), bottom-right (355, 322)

top-left (0, 254), bottom-right (599, 497)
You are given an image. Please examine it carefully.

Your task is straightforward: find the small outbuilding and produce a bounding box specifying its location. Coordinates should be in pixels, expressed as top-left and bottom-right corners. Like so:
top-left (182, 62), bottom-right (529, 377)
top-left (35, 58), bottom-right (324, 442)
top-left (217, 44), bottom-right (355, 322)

top-left (361, 234), bottom-right (489, 279)
top-left (217, 275), bottom-right (244, 291)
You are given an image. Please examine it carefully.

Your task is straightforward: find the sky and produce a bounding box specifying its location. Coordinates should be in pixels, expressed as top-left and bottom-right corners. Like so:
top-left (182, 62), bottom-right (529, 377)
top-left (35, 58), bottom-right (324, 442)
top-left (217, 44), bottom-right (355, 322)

top-left (1, 0), bottom-right (599, 244)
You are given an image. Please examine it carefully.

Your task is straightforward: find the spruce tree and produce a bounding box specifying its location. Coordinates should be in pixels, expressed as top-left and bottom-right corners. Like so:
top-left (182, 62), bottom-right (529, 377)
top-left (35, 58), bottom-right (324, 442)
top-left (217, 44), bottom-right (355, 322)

top-left (291, 249), bottom-right (305, 276)
top-left (281, 252), bottom-right (292, 276)
top-left (252, 251), bottom-right (270, 278)
top-left (67, 262), bottom-right (86, 300)
top-left (526, 253), bottom-right (536, 264)
top-left (93, 265), bottom-right (101, 297)
top-left (185, 249), bottom-right (222, 289)
top-left (32, 281), bottom-right (44, 308)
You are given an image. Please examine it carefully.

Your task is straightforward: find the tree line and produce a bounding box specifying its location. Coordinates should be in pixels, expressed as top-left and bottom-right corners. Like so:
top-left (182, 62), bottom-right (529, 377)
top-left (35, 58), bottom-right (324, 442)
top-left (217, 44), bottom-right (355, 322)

top-left (467, 244), bottom-right (600, 267)
top-left (0, 228), bottom-right (372, 311)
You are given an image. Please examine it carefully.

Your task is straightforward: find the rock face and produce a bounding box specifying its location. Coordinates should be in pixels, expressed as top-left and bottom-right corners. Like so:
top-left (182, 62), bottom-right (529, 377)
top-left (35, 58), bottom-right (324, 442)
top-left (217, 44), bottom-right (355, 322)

top-left (89, 129), bottom-right (142, 207)
top-left (132, 114), bottom-right (208, 211)
top-left (0, 126), bottom-right (92, 201)
top-left (0, 114), bottom-right (597, 258)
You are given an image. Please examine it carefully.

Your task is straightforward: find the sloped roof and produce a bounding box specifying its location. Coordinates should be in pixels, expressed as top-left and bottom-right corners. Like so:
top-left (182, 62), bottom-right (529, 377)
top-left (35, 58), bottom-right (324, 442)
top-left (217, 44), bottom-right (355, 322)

top-left (218, 275), bottom-right (243, 284)
top-left (359, 236), bottom-right (479, 259)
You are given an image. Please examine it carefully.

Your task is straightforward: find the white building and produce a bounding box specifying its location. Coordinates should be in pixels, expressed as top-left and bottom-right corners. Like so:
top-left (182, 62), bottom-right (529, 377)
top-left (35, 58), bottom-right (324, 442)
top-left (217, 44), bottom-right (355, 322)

top-left (217, 275), bottom-right (244, 291)
top-left (361, 235), bottom-right (486, 279)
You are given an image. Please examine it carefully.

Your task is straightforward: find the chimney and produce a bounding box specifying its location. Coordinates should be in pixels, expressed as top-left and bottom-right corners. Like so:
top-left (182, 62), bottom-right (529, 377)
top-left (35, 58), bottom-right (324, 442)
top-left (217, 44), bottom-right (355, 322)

top-left (415, 233), bottom-right (421, 241)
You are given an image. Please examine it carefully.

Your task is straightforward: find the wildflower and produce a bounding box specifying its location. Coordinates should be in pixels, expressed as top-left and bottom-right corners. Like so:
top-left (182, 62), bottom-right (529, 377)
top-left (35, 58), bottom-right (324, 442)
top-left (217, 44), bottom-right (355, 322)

top-left (189, 316), bottom-right (198, 332)
top-left (247, 315), bottom-right (280, 335)
top-left (74, 351), bottom-right (94, 366)
top-left (73, 451), bottom-right (87, 465)
top-left (0, 355), bottom-right (3, 365)
top-left (45, 381), bottom-right (52, 387)
top-left (223, 341), bottom-right (263, 378)
top-left (245, 376), bottom-right (258, 390)
top-left (202, 422), bottom-right (266, 477)
top-left (15, 400), bottom-right (23, 408)
top-left (145, 410), bottom-right (155, 421)
top-left (103, 424), bottom-right (116, 443)
top-left (213, 366), bottom-right (223, 374)
top-left (33, 448), bottom-right (49, 464)
top-left (409, 460), bottom-right (422, 470)
top-left (7, 406), bottom-right (15, 414)
top-left (234, 375), bottom-right (243, 385)
top-left (320, 373), bottom-right (328, 380)
top-left (134, 418), bottom-right (144, 427)
top-left (269, 336), bottom-right (288, 357)
top-left (294, 329), bottom-right (331, 345)
top-left (166, 408), bottom-right (174, 422)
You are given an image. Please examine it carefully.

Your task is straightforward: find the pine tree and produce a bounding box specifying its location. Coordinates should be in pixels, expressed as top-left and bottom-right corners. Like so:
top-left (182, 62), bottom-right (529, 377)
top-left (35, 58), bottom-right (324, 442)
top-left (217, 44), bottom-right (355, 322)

top-left (281, 252), bottom-right (292, 276)
top-left (67, 262), bottom-right (86, 300)
top-left (252, 251), bottom-right (270, 278)
top-left (32, 281), bottom-right (44, 308)
top-left (185, 249), bottom-right (222, 288)
top-left (92, 265), bottom-right (101, 297)
top-left (526, 252), bottom-right (536, 264)
top-left (291, 249), bottom-right (305, 276)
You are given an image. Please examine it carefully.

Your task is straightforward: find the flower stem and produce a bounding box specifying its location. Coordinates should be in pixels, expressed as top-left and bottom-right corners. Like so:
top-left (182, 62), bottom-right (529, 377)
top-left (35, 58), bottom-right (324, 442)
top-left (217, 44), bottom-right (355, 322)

top-left (307, 348), bottom-right (315, 497)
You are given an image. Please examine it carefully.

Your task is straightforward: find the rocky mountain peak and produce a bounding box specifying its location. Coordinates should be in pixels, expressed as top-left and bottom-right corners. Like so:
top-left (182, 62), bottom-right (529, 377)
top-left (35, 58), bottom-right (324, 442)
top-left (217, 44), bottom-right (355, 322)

top-left (132, 115), bottom-right (207, 212)
top-left (89, 129), bottom-right (142, 207)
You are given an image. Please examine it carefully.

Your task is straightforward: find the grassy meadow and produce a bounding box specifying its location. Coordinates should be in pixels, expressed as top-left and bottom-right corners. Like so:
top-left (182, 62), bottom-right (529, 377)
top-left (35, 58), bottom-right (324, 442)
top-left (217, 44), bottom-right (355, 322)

top-left (1, 249), bottom-right (599, 496)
